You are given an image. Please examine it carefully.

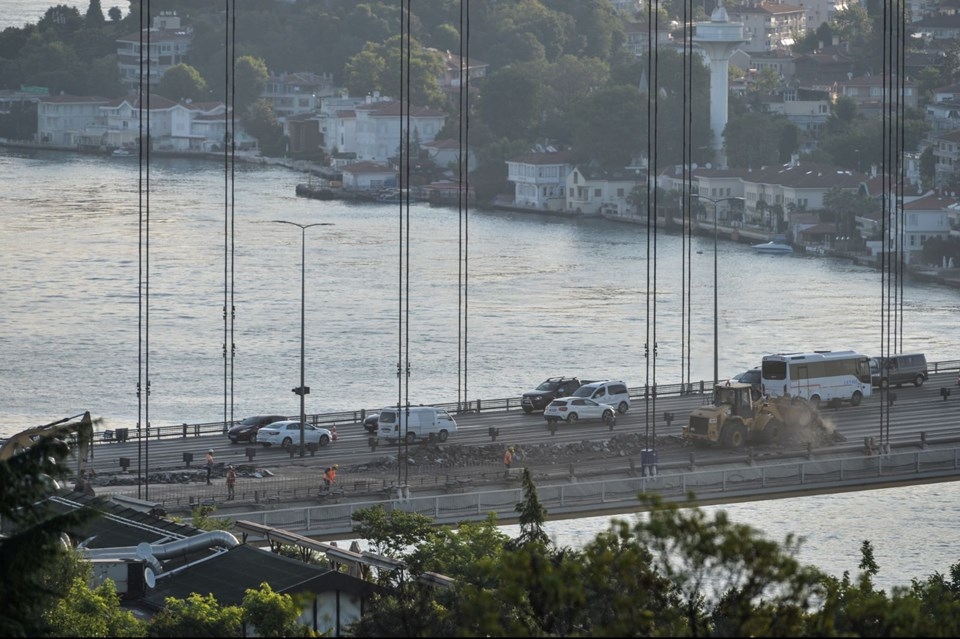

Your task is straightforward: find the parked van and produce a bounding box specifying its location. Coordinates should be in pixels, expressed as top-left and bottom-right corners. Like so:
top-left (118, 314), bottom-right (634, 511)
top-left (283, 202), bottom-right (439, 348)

top-left (571, 380), bottom-right (631, 413)
top-left (870, 353), bottom-right (928, 388)
top-left (377, 406), bottom-right (457, 444)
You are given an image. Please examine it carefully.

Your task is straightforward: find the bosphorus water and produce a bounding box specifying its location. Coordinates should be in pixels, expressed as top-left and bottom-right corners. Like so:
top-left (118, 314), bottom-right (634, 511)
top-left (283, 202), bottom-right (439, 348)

top-left (2, 146), bottom-right (959, 589)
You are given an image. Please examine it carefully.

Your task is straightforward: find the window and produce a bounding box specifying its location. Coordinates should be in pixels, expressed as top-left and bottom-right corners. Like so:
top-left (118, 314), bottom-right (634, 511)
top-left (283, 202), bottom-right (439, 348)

top-left (594, 188), bottom-right (601, 197)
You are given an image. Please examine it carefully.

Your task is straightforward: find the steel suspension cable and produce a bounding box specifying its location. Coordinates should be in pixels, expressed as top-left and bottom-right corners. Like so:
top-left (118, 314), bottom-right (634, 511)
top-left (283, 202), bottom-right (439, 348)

top-left (643, 1), bottom-right (661, 452)
top-left (682, 0), bottom-right (694, 391)
top-left (456, 1), bottom-right (470, 412)
top-left (222, 0), bottom-right (237, 434)
top-left (137, 0), bottom-right (152, 500)
top-left (395, 0), bottom-right (413, 489)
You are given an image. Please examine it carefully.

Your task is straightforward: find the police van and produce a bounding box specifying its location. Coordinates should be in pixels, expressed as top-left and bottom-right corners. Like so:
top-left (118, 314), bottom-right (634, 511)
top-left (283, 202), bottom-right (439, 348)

top-left (377, 406), bottom-right (457, 444)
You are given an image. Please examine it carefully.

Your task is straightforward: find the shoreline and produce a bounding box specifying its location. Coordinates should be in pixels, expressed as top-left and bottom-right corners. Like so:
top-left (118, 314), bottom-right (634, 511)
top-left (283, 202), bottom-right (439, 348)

top-left (5, 139), bottom-right (960, 290)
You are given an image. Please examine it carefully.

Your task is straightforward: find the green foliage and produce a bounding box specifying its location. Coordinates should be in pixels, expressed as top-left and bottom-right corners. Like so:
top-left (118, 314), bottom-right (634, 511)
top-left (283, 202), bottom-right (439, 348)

top-left (406, 513), bottom-right (508, 584)
top-left (0, 426), bottom-right (99, 638)
top-left (45, 575), bottom-right (147, 637)
top-left (147, 592), bottom-right (242, 638)
top-left (478, 62), bottom-right (545, 142)
top-left (343, 36), bottom-right (445, 108)
top-left (157, 64), bottom-right (209, 103)
top-left (233, 56), bottom-right (269, 115)
top-left (510, 467), bottom-right (550, 549)
top-left (190, 504), bottom-right (233, 532)
top-left (240, 99), bottom-right (284, 157)
top-left (724, 112), bottom-right (796, 170)
top-left (241, 582), bottom-right (313, 637)
top-left (351, 504), bottom-right (433, 560)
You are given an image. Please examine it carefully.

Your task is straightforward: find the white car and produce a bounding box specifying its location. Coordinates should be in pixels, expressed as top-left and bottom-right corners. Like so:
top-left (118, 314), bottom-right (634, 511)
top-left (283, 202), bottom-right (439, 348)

top-left (544, 397), bottom-right (616, 425)
top-left (254, 420), bottom-right (332, 448)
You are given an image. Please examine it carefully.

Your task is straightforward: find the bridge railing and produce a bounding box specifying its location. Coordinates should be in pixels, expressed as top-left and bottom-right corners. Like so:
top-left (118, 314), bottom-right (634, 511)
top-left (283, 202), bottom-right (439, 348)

top-left (92, 361), bottom-right (960, 446)
top-left (212, 445), bottom-right (960, 539)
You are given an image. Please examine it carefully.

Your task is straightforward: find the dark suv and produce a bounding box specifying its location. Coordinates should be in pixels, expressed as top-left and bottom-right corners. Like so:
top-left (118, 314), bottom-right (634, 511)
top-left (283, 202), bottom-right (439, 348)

top-left (521, 376), bottom-right (582, 413)
top-left (227, 414), bottom-right (288, 443)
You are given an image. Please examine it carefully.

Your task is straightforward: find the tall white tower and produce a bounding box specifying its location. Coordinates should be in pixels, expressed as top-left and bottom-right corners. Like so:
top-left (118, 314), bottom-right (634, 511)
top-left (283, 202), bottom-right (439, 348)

top-left (692, 2), bottom-right (746, 168)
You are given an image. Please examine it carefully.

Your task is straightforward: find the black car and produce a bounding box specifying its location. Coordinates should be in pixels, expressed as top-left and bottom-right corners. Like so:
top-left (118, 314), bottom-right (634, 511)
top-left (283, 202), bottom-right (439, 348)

top-left (363, 411), bottom-right (379, 434)
top-left (732, 368), bottom-right (762, 400)
top-left (227, 414), bottom-right (288, 443)
top-left (521, 376), bottom-right (583, 413)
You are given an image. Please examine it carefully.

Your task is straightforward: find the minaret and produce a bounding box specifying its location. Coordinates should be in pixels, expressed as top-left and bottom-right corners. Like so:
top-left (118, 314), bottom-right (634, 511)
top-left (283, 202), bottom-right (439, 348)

top-left (692, 2), bottom-right (747, 168)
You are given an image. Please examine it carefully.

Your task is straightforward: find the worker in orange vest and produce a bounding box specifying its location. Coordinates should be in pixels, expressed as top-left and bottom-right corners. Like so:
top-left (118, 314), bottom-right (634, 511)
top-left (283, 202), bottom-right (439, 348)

top-left (322, 464), bottom-right (339, 493)
top-left (503, 446), bottom-right (514, 478)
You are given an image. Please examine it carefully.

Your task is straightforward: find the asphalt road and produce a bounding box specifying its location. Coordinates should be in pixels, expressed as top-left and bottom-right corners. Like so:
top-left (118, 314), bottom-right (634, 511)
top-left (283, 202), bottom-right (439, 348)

top-left (84, 372), bottom-right (960, 479)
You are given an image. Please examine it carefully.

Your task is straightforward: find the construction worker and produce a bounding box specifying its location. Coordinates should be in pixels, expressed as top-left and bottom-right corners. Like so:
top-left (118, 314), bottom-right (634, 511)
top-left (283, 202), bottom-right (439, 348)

top-left (503, 446), bottom-right (514, 478)
top-left (205, 449), bottom-right (214, 485)
top-left (322, 464), bottom-right (338, 492)
top-left (226, 465), bottom-right (236, 500)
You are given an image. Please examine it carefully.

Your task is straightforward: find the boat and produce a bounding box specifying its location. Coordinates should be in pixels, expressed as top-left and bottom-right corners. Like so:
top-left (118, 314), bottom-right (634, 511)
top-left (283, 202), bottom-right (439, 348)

top-left (752, 241), bottom-right (793, 254)
top-left (295, 183), bottom-right (336, 200)
top-left (111, 148), bottom-right (133, 157)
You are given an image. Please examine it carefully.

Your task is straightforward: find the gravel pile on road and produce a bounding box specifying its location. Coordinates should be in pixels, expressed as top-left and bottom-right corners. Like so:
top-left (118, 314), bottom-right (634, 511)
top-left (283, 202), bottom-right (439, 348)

top-left (353, 432), bottom-right (687, 473)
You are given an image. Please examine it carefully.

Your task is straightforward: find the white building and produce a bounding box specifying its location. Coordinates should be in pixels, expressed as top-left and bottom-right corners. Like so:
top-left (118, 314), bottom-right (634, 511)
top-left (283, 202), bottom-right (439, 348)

top-left (115, 12), bottom-right (192, 90)
top-left (353, 100), bottom-right (446, 163)
top-left (36, 94), bottom-right (112, 146)
top-left (504, 150), bottom-right (574, 211)
top-left (727, 1), bottom-right (807, 53)
top-left (36, 93), bottom-right (255, 153)
top-left (565, 165), bottom-right (643, 217)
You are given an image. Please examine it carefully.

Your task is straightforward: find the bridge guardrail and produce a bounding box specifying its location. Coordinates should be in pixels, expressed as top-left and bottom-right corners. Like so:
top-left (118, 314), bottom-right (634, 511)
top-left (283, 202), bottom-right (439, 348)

top-left (211, 444), bottom-right (960, 539)
top-left (91, 361), bottom-right (960, 447)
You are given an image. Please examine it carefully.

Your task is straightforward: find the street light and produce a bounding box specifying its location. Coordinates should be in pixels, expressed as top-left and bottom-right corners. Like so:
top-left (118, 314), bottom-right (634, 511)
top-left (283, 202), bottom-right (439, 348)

top-left (693, 194), bottom-right (743, 386)
top-left (271, 220), bottom-right (333, 457)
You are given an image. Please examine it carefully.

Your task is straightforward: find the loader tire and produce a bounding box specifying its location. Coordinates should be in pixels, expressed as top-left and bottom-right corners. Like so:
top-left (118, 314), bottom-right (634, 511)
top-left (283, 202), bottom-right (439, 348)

top-left (721, 419), bottom-right (748, 449)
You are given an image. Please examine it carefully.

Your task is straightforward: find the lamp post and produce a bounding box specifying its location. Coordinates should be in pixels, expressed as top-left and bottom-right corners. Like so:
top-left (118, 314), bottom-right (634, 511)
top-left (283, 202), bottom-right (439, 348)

top-left (271, 220), bottom-right (333, 457)
top-left (693, 195), bottom-right (743, 386)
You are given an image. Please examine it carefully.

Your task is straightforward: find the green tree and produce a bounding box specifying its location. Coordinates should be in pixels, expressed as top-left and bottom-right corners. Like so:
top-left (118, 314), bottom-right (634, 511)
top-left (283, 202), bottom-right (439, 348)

top-left (157, 64), bottom-right (209, 103)
top-left (351, 504), bottom-right (433, 561)
top-left (920, 145), bottom-right (936, 192)
top-left (633, 495), bottom-right (825, 637)
top-left (240, 99), bottom-right (284, 157)
top-left (147, 592), bottom-right (242, 638)
top-left (406, 513), bottom-right (508, 584)
top-left (84, 0), bottom-right (105, 25)
top-left (233, 55), bottom-right (269, 116)
top-left (724, 112), bottom-right (792, 170)
top-left (45, 574), bottom-right (147, 637)
top-left (478, 62), bottom-right (545, 142)
top-left (510, 467), bottom-right (550, 548)
top-left (0, 420), bottom-right (97, 637)
top-left (569, 84), bottom-right (645, 166)
top-left (343, 47), bottom-right (385, 99)
top-left (343, 35), bottom-right (445, 108)
top-left (241, 582), bottom-right (313, 637)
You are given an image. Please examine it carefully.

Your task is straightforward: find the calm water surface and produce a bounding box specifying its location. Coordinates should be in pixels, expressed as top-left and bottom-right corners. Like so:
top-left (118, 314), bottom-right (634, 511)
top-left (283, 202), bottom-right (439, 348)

top-left (2, 148), bottom-right (958, 592)
top-left (2, 147), bottom-right (957, 433)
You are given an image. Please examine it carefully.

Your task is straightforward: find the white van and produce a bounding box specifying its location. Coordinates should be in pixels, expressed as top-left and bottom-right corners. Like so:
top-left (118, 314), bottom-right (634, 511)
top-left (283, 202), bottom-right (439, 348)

top-left (377, 406), bottom-right (457, 444)
top-left (571, 380), bottom-right (631, 413)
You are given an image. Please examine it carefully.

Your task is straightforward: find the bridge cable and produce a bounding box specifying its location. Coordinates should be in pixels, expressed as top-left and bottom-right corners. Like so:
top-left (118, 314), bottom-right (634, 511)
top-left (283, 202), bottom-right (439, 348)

top-left (396, 0), bottom-right (413, 489)
top-left (457, 1), bottom-right (471, 412)
top-left (643, 1), bottom-right (661, 454)
top-left (879, 2), bottom-right (905, 450)
top-left (222, 0), bottom-right (237, 438)
top-left (136, 0), bottom-right (152, 500)
top-left (682, 0), bottom-right (694, 392)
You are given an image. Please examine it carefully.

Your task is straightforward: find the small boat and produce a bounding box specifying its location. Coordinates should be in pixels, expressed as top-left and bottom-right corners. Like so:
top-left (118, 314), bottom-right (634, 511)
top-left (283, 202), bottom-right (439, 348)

top-left (111, 148), bottom-right (133, 157)
top-left (295, 183), bottom-right (336, 200)
top-left (752, 241), bottom-right (793, 254)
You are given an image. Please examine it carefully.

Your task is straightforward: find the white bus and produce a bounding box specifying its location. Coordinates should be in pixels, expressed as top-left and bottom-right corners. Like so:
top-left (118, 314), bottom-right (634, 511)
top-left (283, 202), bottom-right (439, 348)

top-left (760, 350), bottom-right (872, 407)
